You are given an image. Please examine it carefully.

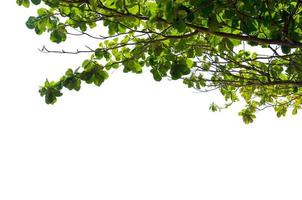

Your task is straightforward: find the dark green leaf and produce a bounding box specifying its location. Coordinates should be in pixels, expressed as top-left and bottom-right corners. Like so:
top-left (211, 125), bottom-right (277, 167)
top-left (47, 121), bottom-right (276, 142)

top-left (25, 16), bottom-right (36, 29)
top-left (31, 0), bottom-right (41, 5)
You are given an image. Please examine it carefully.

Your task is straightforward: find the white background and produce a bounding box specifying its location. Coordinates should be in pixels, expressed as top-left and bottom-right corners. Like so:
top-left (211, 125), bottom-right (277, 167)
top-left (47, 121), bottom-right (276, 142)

top-left (1, 2), bottom-right (302, 200)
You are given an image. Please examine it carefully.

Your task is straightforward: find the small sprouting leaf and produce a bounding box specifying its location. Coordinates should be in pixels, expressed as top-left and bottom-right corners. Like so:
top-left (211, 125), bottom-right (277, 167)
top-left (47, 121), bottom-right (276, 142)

top-left (209, 103), bottom-right (219, 112)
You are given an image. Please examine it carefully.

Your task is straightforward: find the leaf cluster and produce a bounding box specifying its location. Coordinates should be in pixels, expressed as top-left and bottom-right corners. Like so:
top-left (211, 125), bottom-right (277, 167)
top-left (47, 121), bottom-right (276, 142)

top-left (18, 0), bottom-right (302, 123)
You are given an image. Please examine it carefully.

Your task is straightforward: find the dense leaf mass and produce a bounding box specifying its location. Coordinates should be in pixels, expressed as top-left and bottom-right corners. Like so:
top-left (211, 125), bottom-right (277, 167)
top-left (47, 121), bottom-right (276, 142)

top-left (17, 0), bottom-right (302, 123)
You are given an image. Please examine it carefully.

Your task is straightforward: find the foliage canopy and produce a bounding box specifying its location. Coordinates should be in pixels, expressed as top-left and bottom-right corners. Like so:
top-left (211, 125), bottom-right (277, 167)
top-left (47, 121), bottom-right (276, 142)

top-left (17, 0), bottom-right (302, 123)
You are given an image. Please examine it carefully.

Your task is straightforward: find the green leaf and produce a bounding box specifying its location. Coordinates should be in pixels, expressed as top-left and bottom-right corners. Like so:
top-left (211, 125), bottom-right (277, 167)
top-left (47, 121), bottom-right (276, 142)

top-left (37, 8), bottom-right (48, 16)
top-left (281, 45), bottom-right (291, 54)
top-left (174, 18), bottom-right (186, 33)
top-left (209, 103), bottom-right (219, 112)
top-left (41, 85), bottom-right (63, 105)
top-left (292, 108), bottom-right (298, 115)
top-left (16, 0), bottom-right (23, 6)
top-left (50, 29), bottom-right (66, 43)
top-left (22, 0), bottom-right (30, 8)
top-left (186, 12), bottom-right (195, 22)
top-left (208, 16), bottom-right (221, 32)
top-left (95, 48), bottom-right (104, 59)
top-left (25, 16), bottom-right (36, 29)
top-left (63, 77), bottom-right (80, 90)
top-left (165, 0), bottom-right (174, 21)
top-left (31, 0), bottom-right (41, 5)
top-left (239, 109), bottom-right (256, 124)
top-left (170, 60), bottom-right (190, 80)
top-left (150, 69), bottom-right (162, 81)
top-left (94, 70), bottom-right (108, 86)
